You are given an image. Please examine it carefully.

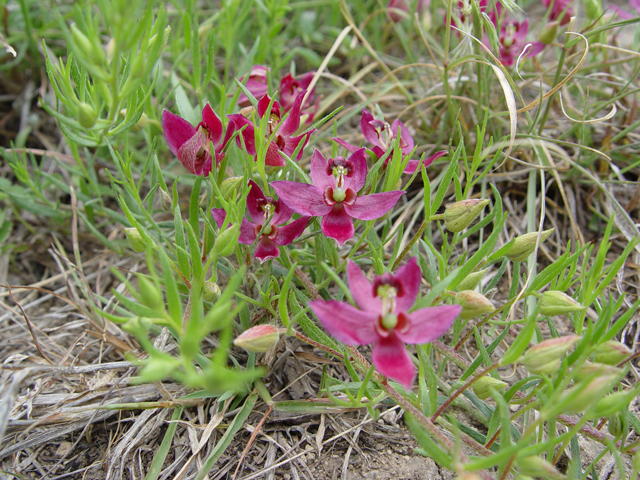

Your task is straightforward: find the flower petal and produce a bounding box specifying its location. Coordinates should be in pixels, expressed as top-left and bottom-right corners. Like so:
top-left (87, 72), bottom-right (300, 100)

top-left (279, 90), bottom-right (305, 137)
top-left (255, 237), bottom-right (280, 263)
top-left (162, 110), bottom-right (196, 157)
top-left (280, 131), bottom-right (312, 161)
top-left (228, 114), bottom-right (256, 155)
top-left (271, 181), bottom-right (331, 217)
top-left (238, 65), bottom-right (269, 107)
top-left (390, 119), bottom-right (414, 155)
top-left (310, 149), bottom-right (335, 191)
top-left (347, 260), bottom-right (381, 313)
top-left (177, 130), bottom-right (208, 175)
top-left (214, 121), bottom-right (237, 167)
top-left (526, 41), bottom-right (548, 58)
top-left (360, 108), bottom-right (383, 149)
top-left (274, 216), bottom-right (309, 245)
top-left (397, 305), bottom-right (461, 344)
top-left (258, 94), bottom-right (280, 119)
top-left (211, 209), bottom-right (255, 244)
top-left (333, 137), bottom-right (361, 154)
top-left (201, 103), bottom-right (223, 144)
top-left (344, 191), bottom-right (404, 221)
top-left (265, 141), bottom-right (286, 167)
top-left (372, 334), bottom-right (415, 389)
top-left (322, 204), bottom-right (354, 246)
top-left (246, 180), bottom-right (266, 224)
top-left (343, 148), bottom-right (368, 193)
top-left (391, 257), bottom-right (421, 312)
top-left (309, 300), bottom-right (378, 345)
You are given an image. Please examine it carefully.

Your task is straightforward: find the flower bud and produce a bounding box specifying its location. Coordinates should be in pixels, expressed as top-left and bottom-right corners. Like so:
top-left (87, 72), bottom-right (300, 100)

top-left (159, 189), bottom-right (172, 211)
top-left (455, 290), bottom-right (494, 320)
top-left (220, 177), bottom-right (244, 201)
top-left (77, 102), bottom-right (97, 129)
top-left (505, 229), bottom-right (553, 262)
top-left (234, 324), bottom-right (280, 352)
top-left (213, 224), bottom-right (240, 257)
top-left (457, 268), bottom-right (489, 291)
top-left (607, 413), bottom-right (623, 437)
top-left (539, 291), bottom-right (586, 316)
top-left (521, 335), bottom-right (580, 375)
top-left (138, 276), bottom-right (164, 313)
top-left (444, 199), bottom-right (489, 233)
top-left (203, 280), bottom-right (221, 303)
top-left (572, 362), bottom-right (621, 382)
top-left (124, 227), bottom-right (147, 253)
top-left (557, 369), bottom-right (622, 414)
top-left (585, 0), bottom-right (603, 20)
top-left (593, 390), bottom-right (636, 418)
top-left (537, 21), bottom-right (559, 45)
top-left (473, 376), bottom-right (508, 400)
top-left (515, 456), bottom-right (564, 480)
top-left (594, 340), bottom-right (632, 366)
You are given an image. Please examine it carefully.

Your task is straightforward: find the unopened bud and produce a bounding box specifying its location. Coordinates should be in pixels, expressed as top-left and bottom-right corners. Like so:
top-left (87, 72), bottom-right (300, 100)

top-left (214, 224), bottom-right (240, 257)
top-left (473, 376), bottom-right (508, 400)
top-left (515, 456), bottom-right (564, 480)
top-left (607, 413), bottom-right (623, 436)
top-left (203, 280), bottom-right (221, 303)
top-left (537, 21), bottom-right (559, 45)
top-left (593, 389), bottom-right (636, 418)
top-left (557, 369), bottom-right (622, 414)
top-left (220, 177), bottom-right (244, 201)
top-left (70, 24), bottom-right (94, 58)
top-left (138, 276), bottom-right (164, 313)
top-left (521, 335), bottom-right (580, 375)
top-left (160, 189), bottom-right (172, 211)
top-left (455, 290), bottom-right (494, 320)
top-left (505, 229), bottom-right (553, 262)
top-left (444, 199), bottom-right (489, 233)
top-left (540, 291), bottom-right (586, 316)
top-left (573, 362), bottom-right (621, 382)
top-left (124, 227), bottom-right (148, 253)
top-left (594, 340), bottom-right (632, 366)
top-left (457, 268), bottom-right (489, 291)
top-left (585, 0), bottom-right (603, 20)
top-left (234, 324), bottom-right (280, 352)
top-left (77, 102), bottom-right (97, 129)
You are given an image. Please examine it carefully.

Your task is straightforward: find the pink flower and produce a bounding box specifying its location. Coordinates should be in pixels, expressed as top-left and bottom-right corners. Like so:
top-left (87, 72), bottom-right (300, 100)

top-left (542, 0), bottom-right (573, 25)
top-left (279, 72), bottom-right (319, 123)
top-left (229, 92), bottom-right (314, 167)
top-left (237, 65), bottom-right (269, 108)
top-left (334, 108), bottom-right (446, 174)
top-left (271, 149), bottom-right (404, 246)
top-left (162, 103), bottom-right (235, 177)
top-left (495, 18), bottom-right (530, 66)
top-left (309, 258), bottom-right (461, 388)
top-left (211, 180), bottom-right (309, 263)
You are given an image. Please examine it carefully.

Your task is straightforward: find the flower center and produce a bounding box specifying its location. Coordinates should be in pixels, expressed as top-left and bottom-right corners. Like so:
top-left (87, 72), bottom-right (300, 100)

top-left (262, 224), bottom-right (272, 235)
top-left (376, 284), bottom-right (398, 315)
top-left (381, 313), bottom-right (398, 330)
top-left (332, 187), bottom-right (346, 202)
top-left (503, 24), bottom-right (516, 47)
top-left (267, 114), bottom-right (280, 136)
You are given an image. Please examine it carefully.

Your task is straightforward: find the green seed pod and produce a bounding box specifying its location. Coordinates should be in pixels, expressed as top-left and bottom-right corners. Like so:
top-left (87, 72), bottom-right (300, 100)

top-left (505, 229), bottom-right (553, 262)
top-left (537, 21), bottom-right (559, 45)
top-left (539, 291), bottom-right (586, 316)
top-left (573, 362), bottom-right (621, 382)
top-left (557, 370), bottom-right (622, 414)
top-left (593, 390), bottom-right (636, 418)
top-left (77, 102), bottom-right (97, 129)
top-left (455, 290), bottom-right (494, 320)
top-left (607, 413), bottom-right (623, 437)
top-left (594, 340), bottom-right (632, 366)
top-left (444, 199), bottom-right (490, 233)
top-left (138, 276), bottom-right (164, 313)
top-left (234, 324), bottom-right (280, 352)
top-left (521, 335), bottom-right (580, 375)
top-left (203, 281), bottom-right (221, 303)
top-left (472, 376), bottom-right (508, 400)
top-left (214, 224), bottom-right (240, 257)
top-left (124, 227), bottom-right (147, 253)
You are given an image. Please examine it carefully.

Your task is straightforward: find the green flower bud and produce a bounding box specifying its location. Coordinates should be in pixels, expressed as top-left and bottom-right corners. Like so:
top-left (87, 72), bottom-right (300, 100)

top-left (515, 456), bottom-right (564, 480)
top-left (573, 362), bottom-right (621, 382)
top-left (457, 268), bottom-right (489, 291)
top-left (138, 276), bottom-right (164, 313)
top-left (455, 290), bottom-right (494, 320)
top-left (556, 369), bottom-right (622, 415)
top-left (594, 340), bottom-right (632, 366)
top-left (444, 199), bottom-right (490, 233)
top-left (203, 280), bottom-right (221, 303)
top-left (77, 102), bottom-right (97, 129)
top-left (505, 229), bottom-right (553, 262)
top-left (607, 413), bottom-right (623, 437)
top-left (159, 189), bottom-right (172, 211)
top-left (234, 324), bottom-right (280, 352)
top-left (521, 335), bottom-right (580, 375)
top-left (473, 376), bottom-right (508, 400)
top-left (585, 0), bottom-right (603, 19)
top-left (70, 24), bottom-right (94, 58)
top-left (214, 224), bottom-right (240, 257)
top-left (593, 390), bottom-right (636, 418)
top-left (539, 291), bottom-right (586, 316)
top-left (219, 177), bottom-right (244, 201)
top-left (537, 21), bottom-right (559, 45)
top-left (124, 227), bottom-right (147, 253)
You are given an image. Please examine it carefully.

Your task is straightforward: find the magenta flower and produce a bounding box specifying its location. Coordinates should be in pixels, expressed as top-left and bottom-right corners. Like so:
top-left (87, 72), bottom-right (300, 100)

top-left (334, 108), bottom-right (446, 174)
top-left (237, 65), bottom-right (269, 108)
top-left (310, 258), bottom-right (461, 388)
top-left (229, 92), bottom-right (313, 168)
top-left (542, 0), bottom-right (573, 25)
top-left (279, 72), bottom-right (319, 123)
top-left (495, 18), bottom-right (530, 66)
top-left (162, 104), bottom-right (235, 177)
top-left (211, 180), bottom-right (309, 263)
top-left (271, 149), bottom-right (404, 246)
